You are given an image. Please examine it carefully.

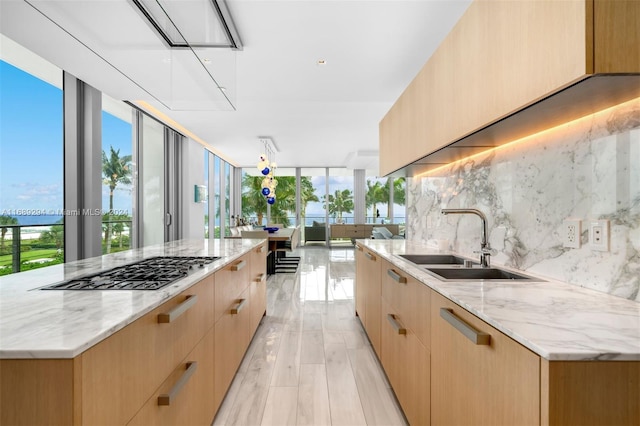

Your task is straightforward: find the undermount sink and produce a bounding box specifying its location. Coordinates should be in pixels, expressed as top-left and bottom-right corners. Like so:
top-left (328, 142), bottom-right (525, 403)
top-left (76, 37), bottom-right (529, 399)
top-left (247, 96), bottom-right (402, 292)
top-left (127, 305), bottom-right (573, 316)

top-left (424, 267), bottom-right (542, 281)
top-left (399, 254), bottom-right (476, 265)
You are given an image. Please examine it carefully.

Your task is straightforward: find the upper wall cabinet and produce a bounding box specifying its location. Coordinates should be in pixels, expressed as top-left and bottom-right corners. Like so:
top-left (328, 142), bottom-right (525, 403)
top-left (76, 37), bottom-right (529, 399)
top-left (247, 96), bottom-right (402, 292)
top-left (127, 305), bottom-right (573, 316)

top-left (380, 0), bottom-right (640, 177)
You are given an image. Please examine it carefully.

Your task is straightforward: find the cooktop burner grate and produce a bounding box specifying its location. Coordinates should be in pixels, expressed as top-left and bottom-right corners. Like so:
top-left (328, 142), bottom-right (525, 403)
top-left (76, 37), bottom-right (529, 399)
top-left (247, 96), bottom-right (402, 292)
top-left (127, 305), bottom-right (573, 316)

top-left (41, 256), bottom-right (219, 290)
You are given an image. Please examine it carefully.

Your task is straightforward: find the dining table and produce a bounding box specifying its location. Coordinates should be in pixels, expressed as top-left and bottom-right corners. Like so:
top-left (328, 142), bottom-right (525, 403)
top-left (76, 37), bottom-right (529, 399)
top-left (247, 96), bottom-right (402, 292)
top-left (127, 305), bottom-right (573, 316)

top-left (265, 227), bottom-right (299, 274)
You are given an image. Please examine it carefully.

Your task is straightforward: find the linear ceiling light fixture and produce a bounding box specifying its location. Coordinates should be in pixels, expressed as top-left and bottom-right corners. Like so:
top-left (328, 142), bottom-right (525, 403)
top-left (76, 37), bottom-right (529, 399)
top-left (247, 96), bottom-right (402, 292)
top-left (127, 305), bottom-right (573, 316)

top-left (131, 0), bottom-right (242, 49)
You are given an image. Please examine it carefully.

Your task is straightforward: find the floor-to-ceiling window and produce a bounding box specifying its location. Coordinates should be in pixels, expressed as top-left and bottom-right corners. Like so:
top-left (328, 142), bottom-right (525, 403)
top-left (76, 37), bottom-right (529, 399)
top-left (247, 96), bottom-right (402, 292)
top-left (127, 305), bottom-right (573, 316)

top-left (101, 94), bottom-right (134, 254)
top-left (327, 168), bottom-right (354, 225)
top-left (300, 168), bottom-right (325, 242)
top-left (267, 167), bottom-right (296, 226)
top-left (241, 168), bottom-right (267, 226)
top-left (204, 151), bottom-right (209, 237)
top-left (0, 36), bottom-right (64, 274)
top-left (140, 117), bottom-right (165, 247)
top-left (224, 162), bottom-right (231, 237)
top-left (365, 175), bottom-right (405, 224)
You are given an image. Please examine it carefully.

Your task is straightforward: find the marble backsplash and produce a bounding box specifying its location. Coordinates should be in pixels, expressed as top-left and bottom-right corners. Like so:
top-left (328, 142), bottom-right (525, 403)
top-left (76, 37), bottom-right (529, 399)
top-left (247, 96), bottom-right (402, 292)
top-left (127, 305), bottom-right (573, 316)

top-left (407, 97), bottom-right (640, 301)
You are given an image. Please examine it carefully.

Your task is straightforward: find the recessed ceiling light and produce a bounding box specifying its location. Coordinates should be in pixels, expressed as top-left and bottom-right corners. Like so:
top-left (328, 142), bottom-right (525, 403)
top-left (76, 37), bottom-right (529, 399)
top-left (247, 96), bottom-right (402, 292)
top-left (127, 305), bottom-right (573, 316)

top-left (316, 59), bottom-right (327, 66)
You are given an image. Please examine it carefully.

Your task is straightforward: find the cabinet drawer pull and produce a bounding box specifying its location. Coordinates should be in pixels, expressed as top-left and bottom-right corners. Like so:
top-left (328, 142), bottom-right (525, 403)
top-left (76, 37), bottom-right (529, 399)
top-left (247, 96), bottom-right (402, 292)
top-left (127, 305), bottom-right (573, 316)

top-left (386, 314), bottom-right (406, 335)
top-left (387, 269), bottom-right (407, 284)
top-left (231, 298), bottom-right (247, 314)
top-left (255, 273), bottom-right (266, 283)
top-left (158, 295), bottom-right (198, 323)
top-left (355, 244), bottom-right (363, 251)
top-left (440, 308), bottom-right (491, 345)
top-left (158, 361), bottom-right (197, 406)
top-left (364, 252), bottom-right (376, 261)
top-left (258, 245), bottom-right (266, 253)
top-left (231, 259), bottom-right (246, 271)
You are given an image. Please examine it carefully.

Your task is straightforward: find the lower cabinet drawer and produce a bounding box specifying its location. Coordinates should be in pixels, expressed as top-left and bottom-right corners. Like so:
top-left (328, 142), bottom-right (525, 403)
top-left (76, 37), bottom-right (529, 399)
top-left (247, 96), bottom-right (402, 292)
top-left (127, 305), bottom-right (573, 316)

top-left (380, 298), bottom-right (430, 426)
top-left (214, 286), bottom-right (251, 411)
top-left (128, 327), bottom-right (215, 426)
top-left (81, 275), bottom-right (215, 425)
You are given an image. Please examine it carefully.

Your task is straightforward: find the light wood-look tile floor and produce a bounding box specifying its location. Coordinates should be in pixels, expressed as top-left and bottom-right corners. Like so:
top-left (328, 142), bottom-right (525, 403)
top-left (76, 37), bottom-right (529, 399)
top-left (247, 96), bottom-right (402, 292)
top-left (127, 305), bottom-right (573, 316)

top-left (213, 245), bottom-right (407, 426)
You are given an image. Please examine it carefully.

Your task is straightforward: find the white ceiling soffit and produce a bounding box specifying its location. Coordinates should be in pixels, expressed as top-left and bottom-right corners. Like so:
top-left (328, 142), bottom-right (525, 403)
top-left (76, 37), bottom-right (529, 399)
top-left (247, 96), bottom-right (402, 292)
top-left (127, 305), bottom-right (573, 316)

top-left (21, 0), bottom-right (237, 110)
top-left (0, 0), bottom-right (472, 171)
top-left (344, 150), bottom-right (379, 171)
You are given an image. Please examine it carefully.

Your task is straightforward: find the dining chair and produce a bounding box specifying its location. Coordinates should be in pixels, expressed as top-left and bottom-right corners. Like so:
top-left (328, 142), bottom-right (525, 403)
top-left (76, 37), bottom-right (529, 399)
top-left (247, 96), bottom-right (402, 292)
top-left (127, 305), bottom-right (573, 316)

top-left (273, 226), bottom-right (300, 273)
top-left (241, 230), bottom-right (269, 238)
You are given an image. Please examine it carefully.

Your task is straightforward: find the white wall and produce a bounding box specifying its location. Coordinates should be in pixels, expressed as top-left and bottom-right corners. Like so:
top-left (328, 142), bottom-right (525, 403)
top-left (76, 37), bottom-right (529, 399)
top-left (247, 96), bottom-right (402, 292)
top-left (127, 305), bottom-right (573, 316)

top-left (181, 138), bottom-right (205, 240)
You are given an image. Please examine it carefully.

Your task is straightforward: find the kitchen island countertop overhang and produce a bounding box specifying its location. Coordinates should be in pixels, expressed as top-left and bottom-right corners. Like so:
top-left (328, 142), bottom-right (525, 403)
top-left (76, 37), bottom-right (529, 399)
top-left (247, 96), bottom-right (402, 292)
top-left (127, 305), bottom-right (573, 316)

top-left (0, 238), bottom-right (267, 359)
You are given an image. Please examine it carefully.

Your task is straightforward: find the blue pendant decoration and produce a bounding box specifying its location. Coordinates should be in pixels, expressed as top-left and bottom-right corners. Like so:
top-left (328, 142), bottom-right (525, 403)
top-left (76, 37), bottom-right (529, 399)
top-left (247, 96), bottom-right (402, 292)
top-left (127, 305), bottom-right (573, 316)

top-left (257, 148), bottom-right (277, 206)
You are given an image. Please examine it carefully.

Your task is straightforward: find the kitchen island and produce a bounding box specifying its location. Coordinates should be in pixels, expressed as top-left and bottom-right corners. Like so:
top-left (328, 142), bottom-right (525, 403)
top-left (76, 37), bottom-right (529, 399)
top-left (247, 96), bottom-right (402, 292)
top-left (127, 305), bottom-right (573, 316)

top-left (355, 239), bottom-right (640, 425)
top-left (0, 238), bottom-right (268, 425)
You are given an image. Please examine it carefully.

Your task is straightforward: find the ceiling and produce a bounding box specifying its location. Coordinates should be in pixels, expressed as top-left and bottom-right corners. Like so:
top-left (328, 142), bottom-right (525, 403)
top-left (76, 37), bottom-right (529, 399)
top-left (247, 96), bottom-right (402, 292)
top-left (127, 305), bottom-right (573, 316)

top-left (0, 0), bottom-right (471, 171)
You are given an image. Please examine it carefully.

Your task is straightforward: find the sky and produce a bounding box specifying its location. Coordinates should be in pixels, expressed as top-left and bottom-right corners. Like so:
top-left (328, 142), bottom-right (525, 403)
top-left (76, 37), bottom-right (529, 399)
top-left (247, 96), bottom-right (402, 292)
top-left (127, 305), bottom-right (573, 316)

top-left (0, 60), bottom-right (133, 224)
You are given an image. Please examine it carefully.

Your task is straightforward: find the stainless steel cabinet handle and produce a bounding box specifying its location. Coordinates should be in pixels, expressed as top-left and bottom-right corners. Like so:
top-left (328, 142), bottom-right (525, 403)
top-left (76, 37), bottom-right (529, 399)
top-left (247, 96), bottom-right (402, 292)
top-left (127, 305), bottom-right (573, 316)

top-left (158, 295), bottom-right (198, 323)
top-left (231, 259), bottom-right (246, 271)
top-left (364, 252), bottom-right (376, 261)
top-left (255, 273), bottom-right (266, 283)
top-left (231, 298), bottom-right (247, 315)
top-left (355, 244), bottom-right (363, 251)
top-left (386, 314), bottom-right (406, 335)
top-left (387, 269), bottom-right (407, 284)
top-left (440, 308), bottom-right (491, 345)
top-left (157, 361), bottom-right (197, 406)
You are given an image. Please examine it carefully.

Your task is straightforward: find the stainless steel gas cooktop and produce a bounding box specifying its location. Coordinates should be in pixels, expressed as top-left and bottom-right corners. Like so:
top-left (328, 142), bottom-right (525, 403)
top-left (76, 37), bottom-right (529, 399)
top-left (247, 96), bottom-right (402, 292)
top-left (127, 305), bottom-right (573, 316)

top-left (41, 256), bottom-right (219, 290)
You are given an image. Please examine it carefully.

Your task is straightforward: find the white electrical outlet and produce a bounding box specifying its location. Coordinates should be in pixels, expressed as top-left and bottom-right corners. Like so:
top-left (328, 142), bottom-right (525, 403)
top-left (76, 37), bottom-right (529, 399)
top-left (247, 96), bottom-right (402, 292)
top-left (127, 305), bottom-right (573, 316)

top-left (562, 219), bottom-right (581, 248)
top-left (590, 219), bottom-right (610, 252)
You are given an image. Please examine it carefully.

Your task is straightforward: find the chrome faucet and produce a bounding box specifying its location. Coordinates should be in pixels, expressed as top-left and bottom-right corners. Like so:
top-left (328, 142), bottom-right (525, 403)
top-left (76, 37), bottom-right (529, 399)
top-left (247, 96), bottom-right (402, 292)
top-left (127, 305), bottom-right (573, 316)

top-left (441, 208), bottom-right (493, 267)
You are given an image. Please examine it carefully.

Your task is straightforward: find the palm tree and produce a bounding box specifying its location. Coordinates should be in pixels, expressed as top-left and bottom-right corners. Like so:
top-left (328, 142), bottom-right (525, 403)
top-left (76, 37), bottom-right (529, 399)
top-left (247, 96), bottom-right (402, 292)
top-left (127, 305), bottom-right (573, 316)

top-left (242, 175), bottom-right (269, 225)
top-left (299, 177), bottom-right (319, 225)
top-left (242, 175), bottom-right (318, 227)
top-left (102, 146), bottom-right (132, 253)
top-left (380, 177), bottom-right (406, 219)
top-left (40, 219), bottom-right (64, 250)
top-left (0, 215), bottom-right (18, 253)
top-left (366, 180), bottom-right (387, 223)
top-left (323, 189), bottom-right (354, 223)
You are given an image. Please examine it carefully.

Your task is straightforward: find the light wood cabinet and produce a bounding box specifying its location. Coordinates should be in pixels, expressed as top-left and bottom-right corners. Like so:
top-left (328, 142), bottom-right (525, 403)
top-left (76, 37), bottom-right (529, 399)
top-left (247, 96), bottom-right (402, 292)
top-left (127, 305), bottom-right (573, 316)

top-left (354, 244), bottom-right (366, 324)
top-left (380, 0), bottom-right (640, 176)
top-left (541, 359), bottom-right (640, 425)
top-left (0, 247), bottom-right (268, 426)
top-left (81, 274), bottom-right (215, 426)
top-left (214, 285), bottom-right (252, 410)
top-left (381, 261), bottom-right (430, 349)
top-left (380, 299), bottom-right (430, 426)
top-left (431, 291), bottom-right (541, 425)
top-left (128, 327), bottom-right (216, 426)
top-left (354, 246), bottom-right (382, 353)
top-left (355, 247), bottom-right (640, 425)
top-left (249, 242), bottom-right (268, 332)
top-left (331, 224), bottom-right (400, 240)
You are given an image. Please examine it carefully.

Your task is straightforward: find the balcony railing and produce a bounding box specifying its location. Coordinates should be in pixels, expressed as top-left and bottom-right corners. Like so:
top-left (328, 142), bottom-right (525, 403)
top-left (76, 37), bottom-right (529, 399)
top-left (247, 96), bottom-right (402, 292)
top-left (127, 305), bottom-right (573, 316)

top-left (0, 219), bottom-right (132, 276)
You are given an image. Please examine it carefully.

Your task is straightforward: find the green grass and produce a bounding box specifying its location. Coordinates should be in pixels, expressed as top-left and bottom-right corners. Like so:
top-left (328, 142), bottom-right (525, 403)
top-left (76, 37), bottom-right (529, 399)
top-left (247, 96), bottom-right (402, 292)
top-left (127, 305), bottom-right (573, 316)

top-left (0, 249), bottom-right (59, 267)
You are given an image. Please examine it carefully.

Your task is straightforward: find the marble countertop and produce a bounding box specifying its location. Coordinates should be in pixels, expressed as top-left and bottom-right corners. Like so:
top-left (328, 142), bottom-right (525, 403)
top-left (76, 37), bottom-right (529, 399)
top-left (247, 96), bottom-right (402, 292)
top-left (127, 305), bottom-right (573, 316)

top-left (359, 239), bottom-right (640, 361)
top-left (0, 238), bottom-right (265, 359)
